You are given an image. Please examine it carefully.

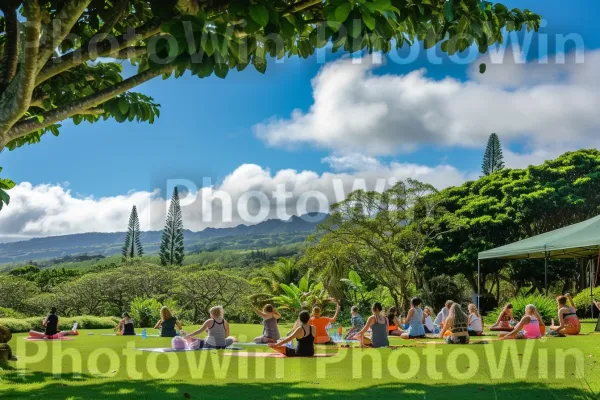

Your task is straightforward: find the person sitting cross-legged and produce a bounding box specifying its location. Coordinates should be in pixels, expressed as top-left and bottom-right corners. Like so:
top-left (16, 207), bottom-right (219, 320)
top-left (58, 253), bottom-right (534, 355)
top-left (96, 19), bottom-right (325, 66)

top-left (499, 304), bottom-right (545, 340)
top-left (269, 310), bottom-right (315, 357)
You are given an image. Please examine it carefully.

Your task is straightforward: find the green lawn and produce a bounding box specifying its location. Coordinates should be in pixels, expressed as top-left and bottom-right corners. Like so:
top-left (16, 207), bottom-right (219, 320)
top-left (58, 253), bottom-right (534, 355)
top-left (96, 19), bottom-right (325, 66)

top-left (2, 322), bottom-right (600, 399)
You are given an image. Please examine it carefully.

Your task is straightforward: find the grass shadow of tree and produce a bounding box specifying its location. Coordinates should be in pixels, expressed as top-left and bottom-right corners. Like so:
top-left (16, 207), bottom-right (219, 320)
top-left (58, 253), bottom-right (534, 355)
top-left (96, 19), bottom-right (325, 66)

top-left (0, 370), bottom-right (598, 400)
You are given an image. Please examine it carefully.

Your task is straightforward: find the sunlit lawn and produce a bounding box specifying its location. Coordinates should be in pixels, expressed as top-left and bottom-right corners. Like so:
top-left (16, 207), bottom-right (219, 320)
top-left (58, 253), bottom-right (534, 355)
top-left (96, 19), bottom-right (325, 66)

top-left (1, 322), bottom-right (600, 399)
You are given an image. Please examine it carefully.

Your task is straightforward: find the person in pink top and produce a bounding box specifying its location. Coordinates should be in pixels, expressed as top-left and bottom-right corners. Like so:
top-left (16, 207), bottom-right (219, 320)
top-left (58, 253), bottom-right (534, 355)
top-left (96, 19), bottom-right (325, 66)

top-left (499, 304), bottom-right (545, 340)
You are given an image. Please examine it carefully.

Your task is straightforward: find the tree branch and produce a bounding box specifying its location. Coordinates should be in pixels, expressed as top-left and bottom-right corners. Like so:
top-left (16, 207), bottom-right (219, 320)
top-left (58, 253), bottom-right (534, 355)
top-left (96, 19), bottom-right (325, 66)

top-left (36, 21), bottom-right (161, 86)
top-left (76, 107), bottom-right (105, 115)
top-left (4, 64), bottom-right (173, 144)
top-left (36, 0), bottom-right (92, 73)
top-left (0, 4), bottom-right (19, 94)
top-left (95, 0), bottom-right (129, 43)
top-left (285, 0), bottom-right (323, 14)
top-left (0, 0), bottom-right (42, 136)
top-left (112, 46), bottom-right (147, 59)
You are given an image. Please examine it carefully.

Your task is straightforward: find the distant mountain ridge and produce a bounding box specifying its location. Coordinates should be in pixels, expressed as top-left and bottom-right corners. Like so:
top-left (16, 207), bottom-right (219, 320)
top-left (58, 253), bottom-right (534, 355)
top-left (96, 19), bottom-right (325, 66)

top-left (0, 213), bottom-right (328, 264)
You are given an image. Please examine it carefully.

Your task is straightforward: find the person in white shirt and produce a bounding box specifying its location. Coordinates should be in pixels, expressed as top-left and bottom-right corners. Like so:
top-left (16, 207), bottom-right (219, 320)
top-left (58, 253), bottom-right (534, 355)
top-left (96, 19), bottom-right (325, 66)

top-left (423, 306), bottom-right (435, 333)
top-left (467, 303), bottom-right (484, 336)
top-left (434, 300), bottom-right (454, 326)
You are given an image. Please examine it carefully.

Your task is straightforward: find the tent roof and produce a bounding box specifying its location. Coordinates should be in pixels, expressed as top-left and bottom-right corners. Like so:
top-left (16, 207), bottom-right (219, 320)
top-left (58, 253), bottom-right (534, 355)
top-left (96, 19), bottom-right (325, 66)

top-left (478, 215), bottom-right (600, 260)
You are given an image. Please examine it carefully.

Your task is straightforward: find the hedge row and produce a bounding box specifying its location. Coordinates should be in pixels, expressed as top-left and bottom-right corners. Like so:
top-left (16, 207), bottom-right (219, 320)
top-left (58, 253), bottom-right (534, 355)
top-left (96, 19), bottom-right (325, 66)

top-left (0, 316), bottom-right (120, 333)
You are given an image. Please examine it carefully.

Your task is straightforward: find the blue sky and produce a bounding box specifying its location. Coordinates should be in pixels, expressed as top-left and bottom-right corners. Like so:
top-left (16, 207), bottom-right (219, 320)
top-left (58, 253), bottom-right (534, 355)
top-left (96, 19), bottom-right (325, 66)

top-left (2, 0), bottom-right (595, 197)
top-left (1, 0), bottom-right (599, 240)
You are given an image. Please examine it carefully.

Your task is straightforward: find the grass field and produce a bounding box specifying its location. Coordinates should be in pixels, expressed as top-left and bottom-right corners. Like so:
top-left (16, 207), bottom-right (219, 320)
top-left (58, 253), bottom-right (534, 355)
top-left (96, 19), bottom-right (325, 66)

top-left (1, 322), bottom-right (600, 399)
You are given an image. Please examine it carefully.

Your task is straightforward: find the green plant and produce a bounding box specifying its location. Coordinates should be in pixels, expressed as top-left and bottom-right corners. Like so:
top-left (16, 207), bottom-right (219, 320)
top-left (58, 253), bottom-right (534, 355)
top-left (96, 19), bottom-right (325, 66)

top-left (0, 316), bottom-right (120, 333)
top-left (573, 287), bottom-right (600, 318)
top-left (484, 294), bottom-right (556, 325)
top-left (129, 298), bottom-right (163, 328)
top-left (0, 307), bottom-right (25, 319)
top-left (271, 270), bottom-right (330, 313)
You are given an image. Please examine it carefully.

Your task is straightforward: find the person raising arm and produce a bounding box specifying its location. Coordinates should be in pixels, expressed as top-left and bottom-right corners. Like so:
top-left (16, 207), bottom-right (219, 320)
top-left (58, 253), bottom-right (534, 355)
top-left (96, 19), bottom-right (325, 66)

top-left (310, 300), bottom-right (341, 345)
top-left (254, 304), bottom-right (281, 344)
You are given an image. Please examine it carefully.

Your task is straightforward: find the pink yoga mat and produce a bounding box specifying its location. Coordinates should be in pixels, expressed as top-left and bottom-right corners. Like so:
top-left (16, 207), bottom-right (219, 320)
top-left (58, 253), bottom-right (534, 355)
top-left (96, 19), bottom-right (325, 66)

top-left (223, 352), bottom-right (335, 358)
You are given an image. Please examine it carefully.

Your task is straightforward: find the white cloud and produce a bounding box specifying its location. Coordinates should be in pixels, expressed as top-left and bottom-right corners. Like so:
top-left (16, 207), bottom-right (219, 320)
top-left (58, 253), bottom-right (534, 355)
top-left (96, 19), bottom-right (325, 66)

top-left (254, 50), bottom-right (600, 157)
top-left (0, 161), bottom-right (470, 241)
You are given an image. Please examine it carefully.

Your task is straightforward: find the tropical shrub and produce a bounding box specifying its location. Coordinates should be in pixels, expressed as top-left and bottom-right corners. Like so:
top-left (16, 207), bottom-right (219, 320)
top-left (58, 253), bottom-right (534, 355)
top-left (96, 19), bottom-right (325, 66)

top-left (0, 316), bottom-right (120, 333)
top-left (0, 307), bottom-right (25, 319)
top-left (484, 295), bottom-right (556, 325)
top-left (572, 287), bottom-right (600, 318)
top-left (129, 297), bottom-right (163, 328)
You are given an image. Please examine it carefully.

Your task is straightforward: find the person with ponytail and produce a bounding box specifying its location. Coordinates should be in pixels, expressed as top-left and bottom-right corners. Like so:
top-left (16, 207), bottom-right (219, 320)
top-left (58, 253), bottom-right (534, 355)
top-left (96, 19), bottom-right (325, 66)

top-left (354, 302), bottom-right (389, 348)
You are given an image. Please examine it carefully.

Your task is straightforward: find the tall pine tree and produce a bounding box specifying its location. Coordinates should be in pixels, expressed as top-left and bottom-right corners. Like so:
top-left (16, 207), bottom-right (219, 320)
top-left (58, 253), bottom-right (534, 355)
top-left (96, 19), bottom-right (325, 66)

top-left (122, 206), bottom-right (144, 259)
top-left (159, 188), bottom-right (185, 266)
top-left (481, 133), bottom-right (505, 176)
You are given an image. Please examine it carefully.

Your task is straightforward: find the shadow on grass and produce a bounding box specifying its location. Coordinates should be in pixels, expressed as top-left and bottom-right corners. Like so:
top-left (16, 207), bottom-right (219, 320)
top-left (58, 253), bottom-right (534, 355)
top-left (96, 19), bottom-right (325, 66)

top-left (0, 370), bottom-right (598, 400)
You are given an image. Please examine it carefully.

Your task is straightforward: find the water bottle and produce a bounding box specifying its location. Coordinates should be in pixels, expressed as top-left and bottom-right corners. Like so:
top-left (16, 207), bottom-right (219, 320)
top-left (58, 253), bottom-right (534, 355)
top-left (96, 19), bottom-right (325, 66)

top-left (434, 324), bottom-right (440, 335)
top-left (142, 328), bottom-right (147, 339)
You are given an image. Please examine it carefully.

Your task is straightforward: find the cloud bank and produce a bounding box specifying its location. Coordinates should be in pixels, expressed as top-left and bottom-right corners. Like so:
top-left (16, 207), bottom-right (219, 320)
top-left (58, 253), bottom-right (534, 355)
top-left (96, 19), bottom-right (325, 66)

top-left (0, 161), bottom-right (470, 241)
top-left (254, 50), bottom-right (600, 156)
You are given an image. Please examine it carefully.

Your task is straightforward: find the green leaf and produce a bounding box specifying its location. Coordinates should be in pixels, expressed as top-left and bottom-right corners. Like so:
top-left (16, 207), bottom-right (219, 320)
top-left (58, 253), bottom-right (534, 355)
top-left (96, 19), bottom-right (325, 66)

top-left (249, 4), bottom-right (270, 28)
top-left (373, 0), bottom-right (391, 11)
top-left (335, 3), bottom-right (352, 23)
top-left (118, 98), bottom-right (130, 114)
top-left (252, 55), bottom-right (267, 74)
top-left (457, 15), bottom-right (469, 33)
top-left (193, 55), bottom-right (215, 78)
top-left (279, 18), bottom-right (296, 40)
top-left (362, 11), bottom-right (376, 30)
top-left (479, 62), bottom-right (487, 74)
top-left (214, 63), bottom-right (229, 79)
top-left (444, 0), bottom-right (454, 22)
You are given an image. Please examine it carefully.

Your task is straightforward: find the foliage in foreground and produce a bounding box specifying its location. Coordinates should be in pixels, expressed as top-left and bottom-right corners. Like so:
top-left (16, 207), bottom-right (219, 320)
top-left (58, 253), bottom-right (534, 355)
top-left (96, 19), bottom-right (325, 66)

top-left (0, 0), bottom-right (541, 155)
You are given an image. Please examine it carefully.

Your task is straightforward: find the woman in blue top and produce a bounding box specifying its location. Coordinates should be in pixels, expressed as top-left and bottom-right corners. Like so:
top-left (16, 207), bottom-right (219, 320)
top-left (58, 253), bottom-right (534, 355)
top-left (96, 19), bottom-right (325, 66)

top-left (401, 297), bottom-right (426, 339)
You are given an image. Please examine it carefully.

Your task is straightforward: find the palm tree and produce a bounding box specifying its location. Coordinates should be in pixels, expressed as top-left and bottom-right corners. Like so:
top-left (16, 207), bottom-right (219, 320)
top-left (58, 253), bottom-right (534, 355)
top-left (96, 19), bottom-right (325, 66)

top-left (270, 270), bottom-right (331, 313)
top-left (251, 257), bottom-right (302, 296)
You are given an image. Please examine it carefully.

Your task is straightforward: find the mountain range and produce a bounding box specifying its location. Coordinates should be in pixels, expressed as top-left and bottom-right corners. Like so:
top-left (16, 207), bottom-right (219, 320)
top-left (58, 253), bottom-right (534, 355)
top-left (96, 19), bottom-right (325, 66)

top-left (0, 213), bottom-right (328, 264)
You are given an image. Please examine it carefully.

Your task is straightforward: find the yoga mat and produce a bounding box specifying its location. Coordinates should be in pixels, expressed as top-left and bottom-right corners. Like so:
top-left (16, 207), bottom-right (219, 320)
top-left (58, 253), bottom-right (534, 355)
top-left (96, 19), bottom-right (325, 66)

top-left (25, 337), bottom-right (74, 341)
top-left (100, 333), bottom-right (160, 337)
top-left (136, 347), bottom-right (244, 353)
top-left (236, 342), bottom-right (268, 346)
top-left (223, 352), bottom-right (335, 358)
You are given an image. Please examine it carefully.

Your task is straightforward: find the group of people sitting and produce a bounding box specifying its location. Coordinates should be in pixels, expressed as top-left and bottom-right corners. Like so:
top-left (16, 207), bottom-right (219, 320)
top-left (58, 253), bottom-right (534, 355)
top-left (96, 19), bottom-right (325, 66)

top-left (489, 293), bottom-right (582, 338)
top-left (31, 291), bottom-right (586, 353)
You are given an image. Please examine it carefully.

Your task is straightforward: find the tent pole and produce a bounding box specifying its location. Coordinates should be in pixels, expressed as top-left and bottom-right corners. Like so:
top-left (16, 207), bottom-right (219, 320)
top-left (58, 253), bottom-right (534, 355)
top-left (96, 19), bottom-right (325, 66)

top-left (591, 258), bottom-right (594, 319)
top-left (477, 259), bottom-right (481, 312)
top-left (544, 252), bottom-right (548, 296)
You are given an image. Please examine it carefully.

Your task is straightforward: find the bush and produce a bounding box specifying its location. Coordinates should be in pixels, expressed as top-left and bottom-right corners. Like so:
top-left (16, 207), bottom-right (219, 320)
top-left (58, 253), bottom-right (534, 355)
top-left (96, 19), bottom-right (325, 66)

top-left (0, 307), bottom-right (25, 319)
top-left (484, 294), bottom-right (556, 325)
top-left (129, 298), bottom-right (163, 328)
top-left (0, 315), bottom-right (120, 333)
top-left (129, 298), bottom-right (180, 328)
top-left (419, 274), bottom-right (472, 311)
top-left (572, 287), bottom-right (600, 318)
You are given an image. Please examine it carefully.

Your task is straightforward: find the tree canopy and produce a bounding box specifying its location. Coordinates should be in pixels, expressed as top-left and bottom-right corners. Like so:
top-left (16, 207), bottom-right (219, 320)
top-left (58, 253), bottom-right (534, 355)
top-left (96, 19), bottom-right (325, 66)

top-left (424, 149), bottom-right (600, 295)
top-left (0, 0), bottom-right (540, 155)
